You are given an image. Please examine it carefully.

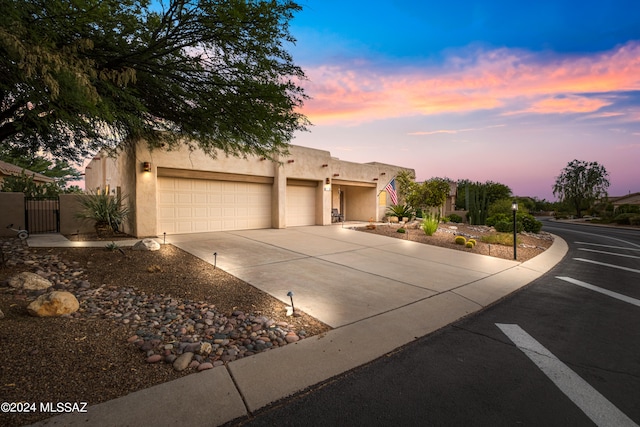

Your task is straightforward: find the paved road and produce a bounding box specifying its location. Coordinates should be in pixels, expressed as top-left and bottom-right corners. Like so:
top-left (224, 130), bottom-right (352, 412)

top-left (231, 221), bottom-right (640, 426)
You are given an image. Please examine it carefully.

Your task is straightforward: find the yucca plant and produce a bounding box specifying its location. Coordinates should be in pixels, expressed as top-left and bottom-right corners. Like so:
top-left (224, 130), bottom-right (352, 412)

top-left (76, 191), bottom-right (130, 236)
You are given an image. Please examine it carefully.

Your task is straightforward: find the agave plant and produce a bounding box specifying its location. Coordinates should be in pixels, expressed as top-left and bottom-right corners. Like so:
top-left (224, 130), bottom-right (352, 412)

top-left (76, 191), bottom-right (130, 236)
top-left (386, 204), bottom-right (414, 219)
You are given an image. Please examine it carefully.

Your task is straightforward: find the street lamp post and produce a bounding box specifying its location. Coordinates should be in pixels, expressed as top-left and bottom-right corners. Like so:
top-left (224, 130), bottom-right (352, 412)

top-left (512, 200), bottom-right (518, 260)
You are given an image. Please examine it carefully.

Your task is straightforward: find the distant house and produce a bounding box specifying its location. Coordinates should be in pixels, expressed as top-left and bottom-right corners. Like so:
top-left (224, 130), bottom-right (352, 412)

top-left (0, 160), bottom-right (54, 184)
top-left (609, 192), bottom-right (640, 211)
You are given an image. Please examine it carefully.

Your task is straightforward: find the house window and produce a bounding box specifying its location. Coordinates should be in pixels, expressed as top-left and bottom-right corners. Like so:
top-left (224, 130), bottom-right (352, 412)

top-left (379, 191), bottom-right (387, 206)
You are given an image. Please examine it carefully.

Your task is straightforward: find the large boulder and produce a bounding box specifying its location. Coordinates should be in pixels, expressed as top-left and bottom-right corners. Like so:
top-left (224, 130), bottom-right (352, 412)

top-left (132, 239), bottom-right (161, 251)
top-left (7, 272), bottom-right (53, 291)
top-left (27, 291), bottom-right (79, 317)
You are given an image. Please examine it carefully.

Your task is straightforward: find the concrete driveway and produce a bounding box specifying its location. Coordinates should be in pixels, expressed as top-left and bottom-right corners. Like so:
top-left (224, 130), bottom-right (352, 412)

top-left (167, 225), bottom-right (519, 328)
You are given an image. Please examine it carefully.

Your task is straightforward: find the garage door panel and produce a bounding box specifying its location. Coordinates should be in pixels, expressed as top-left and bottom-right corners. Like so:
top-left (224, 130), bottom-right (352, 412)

top-left (286, 184), bottom-right (316, 226)
top-left (158, 177), bottom-right (271, 234)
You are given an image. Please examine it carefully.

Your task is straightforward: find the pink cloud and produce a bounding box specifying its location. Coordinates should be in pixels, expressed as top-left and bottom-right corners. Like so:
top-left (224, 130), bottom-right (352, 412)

top-left (300, 42), bottom-right (640, 124)
top-left (509, 95), bottom-right (612, 115)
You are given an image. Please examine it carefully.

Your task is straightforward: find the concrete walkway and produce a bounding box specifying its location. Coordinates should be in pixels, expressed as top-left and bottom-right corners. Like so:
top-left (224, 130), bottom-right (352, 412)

top-left (31, 225), bottom-right (568, 426)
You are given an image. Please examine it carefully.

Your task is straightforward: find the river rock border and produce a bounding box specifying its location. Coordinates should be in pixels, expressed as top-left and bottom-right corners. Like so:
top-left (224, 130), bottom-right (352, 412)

top-left (0, 239), bottom-right (306, 372)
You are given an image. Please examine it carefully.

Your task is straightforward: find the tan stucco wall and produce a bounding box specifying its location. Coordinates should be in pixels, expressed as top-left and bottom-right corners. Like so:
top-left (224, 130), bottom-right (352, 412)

top-left (0, 192), bottom-right (25, 237)
top-left (85, 142), bottom-right (413, 237)
top-left (59, 194), bottom-right (96, 235)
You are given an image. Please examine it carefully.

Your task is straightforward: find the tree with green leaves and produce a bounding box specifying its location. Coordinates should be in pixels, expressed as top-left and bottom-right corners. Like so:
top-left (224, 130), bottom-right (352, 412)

top-left (0, 147), bottom-right (81, 187)
top-left (1, 0), bottom-right (308, 163)
top-left (553, 159), bottom-right (610, 218)
top-left (395, 169), bottom-right (415, 205)
top-left (405, 178), bottom-right (451, 213)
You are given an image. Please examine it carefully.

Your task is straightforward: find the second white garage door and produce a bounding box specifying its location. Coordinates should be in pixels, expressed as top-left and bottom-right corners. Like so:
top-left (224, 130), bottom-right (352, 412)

top-left (286, 184), bottom-right (317, 226)
top-left (158, 177), bottom-right (272, 234)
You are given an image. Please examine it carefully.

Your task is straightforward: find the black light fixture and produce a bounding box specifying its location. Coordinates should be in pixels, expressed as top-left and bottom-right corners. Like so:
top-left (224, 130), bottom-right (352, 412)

top-left (511, 200), bottom-right (518, 260)
top-left (143, 162), bottom-right (151, 172)
top-left (287, 291), bottom-right (295, 313)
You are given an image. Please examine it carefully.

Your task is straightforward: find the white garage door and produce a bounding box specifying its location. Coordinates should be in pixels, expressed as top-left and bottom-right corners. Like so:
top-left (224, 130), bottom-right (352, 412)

top-left (158, 177), bottom-right (272, 234)
top-left (286, 184), bottom-right (316, 226)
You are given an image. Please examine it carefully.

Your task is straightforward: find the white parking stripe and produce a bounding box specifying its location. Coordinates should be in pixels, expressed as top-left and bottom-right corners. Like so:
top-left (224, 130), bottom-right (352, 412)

top-left (574, 258), bottom-right (640, 274)
top-left (578, 248), bottom-right (640, 259)
top-left (556, 276), bottom-right (640, 307)
top-left (576, 242), bottom-right (640, 252)
top-left (496, 324), bottom-right (639, 427)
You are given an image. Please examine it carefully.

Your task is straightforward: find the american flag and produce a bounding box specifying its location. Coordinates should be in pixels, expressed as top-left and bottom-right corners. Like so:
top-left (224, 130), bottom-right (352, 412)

top-left (385, 178), bottom-right (398, 205)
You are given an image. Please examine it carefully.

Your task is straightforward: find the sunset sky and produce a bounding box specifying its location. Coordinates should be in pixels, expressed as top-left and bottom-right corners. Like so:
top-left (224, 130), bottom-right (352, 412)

top-left (288, 1), bottom-right (640, 201)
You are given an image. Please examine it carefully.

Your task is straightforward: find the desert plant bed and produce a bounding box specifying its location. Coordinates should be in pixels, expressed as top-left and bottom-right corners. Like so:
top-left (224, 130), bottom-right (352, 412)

top-left (357, 222), bottom-right (553, 262)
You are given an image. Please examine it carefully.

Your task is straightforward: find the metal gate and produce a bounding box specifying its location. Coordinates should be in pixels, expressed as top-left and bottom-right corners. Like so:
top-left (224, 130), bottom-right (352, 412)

top-left (25, 197), bottom-right (60, 234)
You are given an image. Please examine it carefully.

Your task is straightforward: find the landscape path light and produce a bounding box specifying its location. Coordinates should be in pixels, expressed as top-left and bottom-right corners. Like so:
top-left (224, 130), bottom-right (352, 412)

top-left (213, 252), bottom-right (217, 269)
top-left (287, 291), bottom-right (295, 314)
top-left (512, 200), bottom-right (518, 260)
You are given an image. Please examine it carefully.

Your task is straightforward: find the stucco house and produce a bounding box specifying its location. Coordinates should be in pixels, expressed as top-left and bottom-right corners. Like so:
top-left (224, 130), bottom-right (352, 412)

top-left (0, 159), bottom-right (54, 184)
top-left (85, 142), bottom-right (413, 237)
top-left (610, 192), bottom-right (640, 211)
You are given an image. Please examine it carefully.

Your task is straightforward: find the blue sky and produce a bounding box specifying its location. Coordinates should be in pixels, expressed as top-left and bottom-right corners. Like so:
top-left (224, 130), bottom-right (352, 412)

top-left (288, 0), bottom-right (640, 200)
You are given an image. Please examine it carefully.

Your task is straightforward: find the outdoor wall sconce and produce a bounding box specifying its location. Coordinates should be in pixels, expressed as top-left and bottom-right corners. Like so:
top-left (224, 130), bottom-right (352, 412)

top-left (325, 178), bottom-right (330, 184)
top-left (143, 162), bottom-right (152, 172)
top-left (287, 159), bottom-right (295, 163)
top-left (333, 173), bottom-right (340, 177)
top-left (321, 164), bottom-right (328, 167)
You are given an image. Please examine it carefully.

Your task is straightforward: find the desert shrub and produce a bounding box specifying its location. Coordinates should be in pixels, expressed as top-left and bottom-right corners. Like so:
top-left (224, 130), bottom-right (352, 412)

top-left (397, 228), bottom-right (406, 233)
top-left (465, 241), bottom-right (474, 248)
top-left (448, 213), bottom-right (463, 223)
top-left (631, 216), bottom-right (640, 226)
top-left (421, 213), bottom-right (440, 236)
top-left (614, 213), bottom-right (640, 225)
top-left (495, 220), bottom-right (523, 233)
top-left (455, 236), bottom-right (466, 245)
top-left (519, 213), bottom-right (543, 233)
top-left (615, 204), bottom-right (640, 214)
top-left (486, 213), bottom-right (510, 227)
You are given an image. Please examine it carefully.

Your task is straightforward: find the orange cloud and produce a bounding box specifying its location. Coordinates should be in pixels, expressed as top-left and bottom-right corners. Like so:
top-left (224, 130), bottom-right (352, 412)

top-left (300, 41), bottom-right (640, 124)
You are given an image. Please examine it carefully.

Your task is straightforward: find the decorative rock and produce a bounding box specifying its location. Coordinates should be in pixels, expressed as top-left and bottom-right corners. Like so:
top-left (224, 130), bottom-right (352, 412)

top-left (173, 352), bottom-right (194, 372)
top-left (132, 239), bottom-right (161, 251)
top-left (146, 354), bottom-right (162, 363)
top-left (8, 272), bottom-right (53, 291)
top-left (285, 333), bottom-right (300, 343)
top-left (27, 291), bottom-right (79, 317)
top-left (199, 342), bottom-right (213, 356)
top-left (197, 362), bottom-right (214, 371)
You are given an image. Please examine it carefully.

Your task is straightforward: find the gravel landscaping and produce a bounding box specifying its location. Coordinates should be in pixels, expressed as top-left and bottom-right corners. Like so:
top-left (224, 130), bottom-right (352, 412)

top-left (0, 224), bottom-right (553, 426)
